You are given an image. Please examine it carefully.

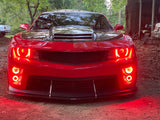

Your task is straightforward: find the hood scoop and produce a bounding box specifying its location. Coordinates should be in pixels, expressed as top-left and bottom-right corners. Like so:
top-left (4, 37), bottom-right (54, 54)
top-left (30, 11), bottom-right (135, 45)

top-left (53, 33), bottom-right (94, 42)
top-left (52, 26), bottom-right (94, 42)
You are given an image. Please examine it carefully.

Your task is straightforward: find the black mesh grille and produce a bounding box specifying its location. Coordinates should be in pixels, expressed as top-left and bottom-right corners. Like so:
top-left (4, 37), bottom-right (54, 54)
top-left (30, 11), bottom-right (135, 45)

top-left (38, 50), bottom-right (108, 65)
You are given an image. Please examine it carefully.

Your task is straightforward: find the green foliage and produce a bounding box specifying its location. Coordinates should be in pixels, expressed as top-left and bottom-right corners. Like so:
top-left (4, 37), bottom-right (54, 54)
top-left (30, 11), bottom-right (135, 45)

top-left (48, 0), bottom-right (84, 10)
top-left (0, 0), bottom-right (27, 33)
top-left (0, 0), bottom-right (49, 34)
top-left (107, 7), bottom-right (126, 26)
top-left (111, 0), bottom-right (127, 12)
top-left (106, 0), bottom-right (127, 27)
top-left (48, 0), bottom-right (63, 9)
top-left (0, 0), bottom-right (128, 34)
top-left (82, 0), bottom-right (106, 14)
top-left (48, 0), bottom-right (107, 17)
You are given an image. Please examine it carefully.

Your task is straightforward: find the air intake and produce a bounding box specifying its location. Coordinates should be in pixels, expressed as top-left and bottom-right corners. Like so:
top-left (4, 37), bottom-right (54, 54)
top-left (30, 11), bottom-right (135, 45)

top-left (53, 33), bottom-right (93, 42)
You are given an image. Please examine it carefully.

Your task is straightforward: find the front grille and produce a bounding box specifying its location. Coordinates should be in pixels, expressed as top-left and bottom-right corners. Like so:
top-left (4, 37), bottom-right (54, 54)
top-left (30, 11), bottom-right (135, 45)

top-left (38, 50), bottom-right (108, 65)
top-left (54, 33), bottom-right (93, 42)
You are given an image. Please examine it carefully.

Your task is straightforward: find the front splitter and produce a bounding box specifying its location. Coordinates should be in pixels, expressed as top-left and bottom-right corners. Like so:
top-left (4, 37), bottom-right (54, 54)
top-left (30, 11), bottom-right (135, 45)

top-left (8, 85), bottom-right (137, 100)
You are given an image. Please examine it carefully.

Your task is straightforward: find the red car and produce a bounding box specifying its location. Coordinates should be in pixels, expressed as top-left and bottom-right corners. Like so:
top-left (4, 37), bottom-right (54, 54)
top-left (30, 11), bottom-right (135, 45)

top-left (8, 10), bottom-right (137, 100)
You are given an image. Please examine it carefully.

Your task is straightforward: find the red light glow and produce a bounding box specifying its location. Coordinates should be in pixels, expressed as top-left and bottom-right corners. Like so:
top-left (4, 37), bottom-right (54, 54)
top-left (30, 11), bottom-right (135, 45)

top-left (13, 47), bottom-right (31, 59)
top-left (115, 48), bottom-right (129, 58)
top-left (123, 75), bottom-right (133, 84)
top-left (12, 75), bottom-right (22, 85)
top-left (125, 66), bottom-right (133, 74)
top-left (122, 66), bottom-right (134, 85)
top-left (12, 67), bottom-right (20, 74)
top-left (115, 48), bottom-right (133, 62)
top-left (126, 75), bottom-right (132, 82)
top-left (16, 47), bottom-right (31, 58)
top-left (12, 76), bottom-right (19, 82)
top-left (11, 66), bottom-right (23, 85)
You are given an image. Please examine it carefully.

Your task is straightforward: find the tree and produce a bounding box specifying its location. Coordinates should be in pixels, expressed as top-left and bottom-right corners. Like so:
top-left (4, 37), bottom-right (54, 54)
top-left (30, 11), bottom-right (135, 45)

top-left (48, 0), bottom-right (107, 14)
top-left (0, 0), bottom-right (49, 33)
top-left (48, 0), bottom-right (84, 10)
top-left (110, 0), bottom-right (127, 12)
top-left (82, 0), bottom-right (106, 14)
top-left (26, 0), bottom-right (43, 24)
top-left (0, 0), bottom-right (108, 34)
top-left (106, 0), bottom-right (127, 27)
top-left (48, 0), bottom-right (63, 9)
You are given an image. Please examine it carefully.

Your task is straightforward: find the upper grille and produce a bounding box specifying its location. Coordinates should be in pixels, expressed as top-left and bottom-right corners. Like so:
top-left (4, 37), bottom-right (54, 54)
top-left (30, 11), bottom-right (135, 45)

top-left (38, 50), bottom-right (108, 65)
top-left (53, 33), bottom-right (93, 42)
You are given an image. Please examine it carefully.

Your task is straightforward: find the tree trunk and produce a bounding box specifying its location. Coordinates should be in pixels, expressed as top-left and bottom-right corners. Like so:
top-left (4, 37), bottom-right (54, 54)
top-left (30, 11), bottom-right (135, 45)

top-left (26, 0), bottom-right (39, 24)
top-left (125, 0), bottom-right (139, 37)
top-left (125, 0), bottom-right (160, 38)
top-left (118, 10), bottom-right (121, 24)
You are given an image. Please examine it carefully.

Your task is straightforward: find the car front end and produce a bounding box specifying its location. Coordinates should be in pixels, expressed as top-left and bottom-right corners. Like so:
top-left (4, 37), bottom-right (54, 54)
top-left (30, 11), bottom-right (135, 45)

top-left (8, 10), bottom-right (137, 100)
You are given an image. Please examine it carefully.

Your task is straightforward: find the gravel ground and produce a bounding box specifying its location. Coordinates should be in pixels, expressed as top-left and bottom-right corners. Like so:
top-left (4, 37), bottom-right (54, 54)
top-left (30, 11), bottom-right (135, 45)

top-left (0, 37), bottom-right (160, 120)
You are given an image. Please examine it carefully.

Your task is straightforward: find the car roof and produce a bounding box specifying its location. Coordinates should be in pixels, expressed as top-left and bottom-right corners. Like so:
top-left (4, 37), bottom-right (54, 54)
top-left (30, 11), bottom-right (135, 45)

top-left (42, 9), bottom-right (103, 15)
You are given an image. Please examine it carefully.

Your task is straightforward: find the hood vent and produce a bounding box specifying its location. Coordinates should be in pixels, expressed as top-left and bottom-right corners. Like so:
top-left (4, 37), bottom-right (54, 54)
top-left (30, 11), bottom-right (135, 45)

top-left (53, 33), bottom-right (93, 42)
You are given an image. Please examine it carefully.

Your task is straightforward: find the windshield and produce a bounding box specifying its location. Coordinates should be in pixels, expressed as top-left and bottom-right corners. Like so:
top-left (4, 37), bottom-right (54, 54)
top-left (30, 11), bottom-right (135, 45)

top-left (31, 13), bottom-right (113, 31)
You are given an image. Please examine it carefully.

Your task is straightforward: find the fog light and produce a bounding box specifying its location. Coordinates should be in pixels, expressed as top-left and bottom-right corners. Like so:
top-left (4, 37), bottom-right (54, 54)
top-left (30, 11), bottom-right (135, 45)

top-left (11, 66), bottom-right (23, 85)
top-left (122, 66), bottom-right (134, 85)
top-left (12, 75), bottom-right (19, 82)
top-left (123, 75), bottom-right (133, 84)
top-left (12, 67), bottom-right (20, 74)
top-left (125, 66), bottom-right (133, 74)
top-left (126, 75), bottom-right (132, 82)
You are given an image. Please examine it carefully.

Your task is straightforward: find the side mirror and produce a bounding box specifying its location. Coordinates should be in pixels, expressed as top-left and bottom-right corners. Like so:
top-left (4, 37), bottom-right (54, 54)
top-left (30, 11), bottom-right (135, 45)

top-left (114, 24), bottom-right (123, 31)
top-left (20, 23), bottom-right (29, 31)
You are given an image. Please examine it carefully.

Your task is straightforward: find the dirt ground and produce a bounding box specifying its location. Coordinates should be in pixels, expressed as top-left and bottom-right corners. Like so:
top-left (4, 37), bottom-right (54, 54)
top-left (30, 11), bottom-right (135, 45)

top-left (0, 37), bottom-right (160, 120)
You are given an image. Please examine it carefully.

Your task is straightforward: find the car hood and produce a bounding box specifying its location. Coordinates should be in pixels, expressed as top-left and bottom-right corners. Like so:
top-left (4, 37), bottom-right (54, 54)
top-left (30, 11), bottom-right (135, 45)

top-left (13, 33), bottom-right (133, 52)
top-left (21, 25), bottom-right (123, 42)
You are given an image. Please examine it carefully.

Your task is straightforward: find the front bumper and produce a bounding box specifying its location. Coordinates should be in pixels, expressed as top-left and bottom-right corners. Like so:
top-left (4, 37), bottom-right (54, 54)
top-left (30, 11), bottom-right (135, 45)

top-left (8, 34), bottom-right (137, 100)
top-left (8, 69), bottom-right (137, 100)
top-left (9, 85), bottom-right (137, 100)
top-left (8, 50), bottom-right (137, 100)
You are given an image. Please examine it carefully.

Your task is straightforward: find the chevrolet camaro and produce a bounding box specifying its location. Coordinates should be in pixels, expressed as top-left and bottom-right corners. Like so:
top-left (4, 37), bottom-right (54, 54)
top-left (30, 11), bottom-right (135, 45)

top-left (8, 10), bottom-right (137, 100)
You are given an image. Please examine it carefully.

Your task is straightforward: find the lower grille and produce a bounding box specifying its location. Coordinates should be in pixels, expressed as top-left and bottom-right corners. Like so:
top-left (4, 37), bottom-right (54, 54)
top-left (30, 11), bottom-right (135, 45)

top-left (38, 51), bottom-right (108, 65)
top-left (95, 76), bottom-right (119, 96)
top-left (27, 76), bottom-right (51, 92)
top-left (52, 80), bottom-right (94, 98)
top-left (27, 75), bottom-right (118, 98)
